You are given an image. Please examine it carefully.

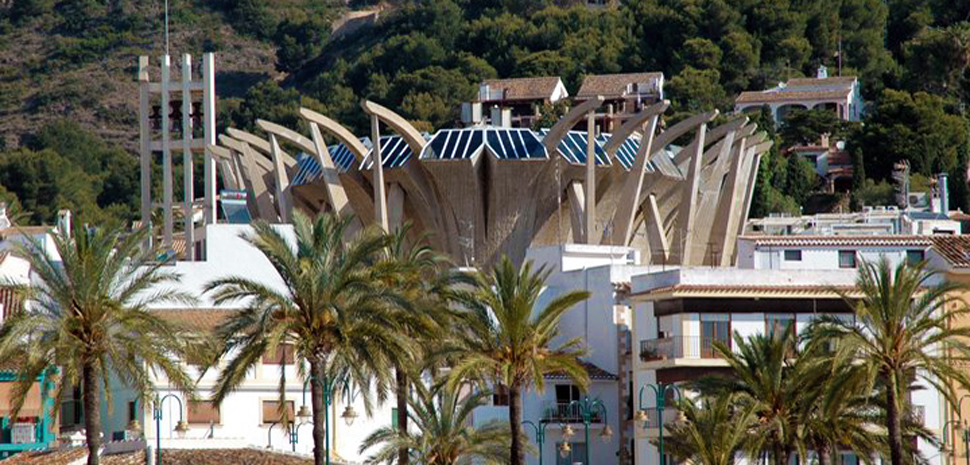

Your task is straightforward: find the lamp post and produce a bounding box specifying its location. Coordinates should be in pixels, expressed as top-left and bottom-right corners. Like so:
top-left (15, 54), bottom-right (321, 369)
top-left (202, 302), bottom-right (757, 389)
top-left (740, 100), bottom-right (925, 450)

top-left (565, 396), bottom-right (614, 465)
top-left (300, 375), bottom-right (357, 465)
top-left (154, 393), bottom-right (189, 465)
top-left (944, 420), bottom-right (961, 465)
top-left (522, 420), bottom-right (554, 465)
top-left (635, 383), bottom-right (682, 465)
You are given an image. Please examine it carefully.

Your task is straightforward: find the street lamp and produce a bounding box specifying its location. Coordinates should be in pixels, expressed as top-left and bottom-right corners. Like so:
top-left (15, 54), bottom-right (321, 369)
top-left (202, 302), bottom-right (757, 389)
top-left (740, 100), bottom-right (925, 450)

top-left (522, 420), bottom-right (556, 465)
top-left (301, 374), bottom-right (355, 465)
top-left (565, 396), bottom-right (613, 465)
top-left (944, 419), bottom-right (962, 465)
top-left (637, 383), bottom-right (683, 465)
top-left (154, 393), bottom-right (189, 465)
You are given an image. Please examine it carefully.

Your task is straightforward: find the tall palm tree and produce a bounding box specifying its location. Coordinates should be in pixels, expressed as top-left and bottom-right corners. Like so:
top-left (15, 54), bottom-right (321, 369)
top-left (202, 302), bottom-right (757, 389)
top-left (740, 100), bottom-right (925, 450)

top-left (443, 256), bottom-right (590, 465)
top-left (663, 394), bottom-right (757, 465)
top-left (206, 212), bottom-right (412, 465)
top-left (0, 222), bottom-right (199, 465)
top-left (359, 382), bottom-right (511, 465)
top-left (373, 224), bottom-right (460, 465)
top-left (809, 258), bottom-right (970, 465)
top-left (692, 329), bottom-right (802, 465)
top-left (794, 340), bottom-right (881, 465)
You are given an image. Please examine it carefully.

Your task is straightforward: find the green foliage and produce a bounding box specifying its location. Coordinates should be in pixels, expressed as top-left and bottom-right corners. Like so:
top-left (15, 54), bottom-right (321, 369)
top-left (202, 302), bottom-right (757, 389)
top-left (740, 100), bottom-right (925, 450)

top-left (779, 108), bottom-right (856, 147)
top-left (0, 223), bottom-right (200, 465)
top-left (853, 89), bottom-right (968, 180)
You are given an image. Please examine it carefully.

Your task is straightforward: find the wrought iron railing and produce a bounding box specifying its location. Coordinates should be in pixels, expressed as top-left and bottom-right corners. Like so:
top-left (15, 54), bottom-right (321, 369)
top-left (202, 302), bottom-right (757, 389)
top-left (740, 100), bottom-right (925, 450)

top-left (541, 400), bottom-right (604, 423)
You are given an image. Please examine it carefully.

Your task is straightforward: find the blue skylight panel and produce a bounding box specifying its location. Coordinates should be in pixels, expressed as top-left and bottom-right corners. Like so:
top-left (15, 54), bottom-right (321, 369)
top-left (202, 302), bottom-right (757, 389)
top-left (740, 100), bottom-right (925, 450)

top-left (291, 152), bottom-right (320, 186)
top-left (362, 135), bottom-right (414, 169)
top-left (485, 129), bottom-right (545, 159)
top-left (421, 129), bottom-right (486, 160)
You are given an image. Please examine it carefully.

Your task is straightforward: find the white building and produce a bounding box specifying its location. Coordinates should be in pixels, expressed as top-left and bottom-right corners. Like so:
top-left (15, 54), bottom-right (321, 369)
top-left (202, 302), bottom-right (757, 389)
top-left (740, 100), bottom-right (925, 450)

top-left (628, 233), bottom-right (951, 465)
top-left (75, 224), bottom-right (390, 462)
top-left (734, 67), bottom-right (863, 123)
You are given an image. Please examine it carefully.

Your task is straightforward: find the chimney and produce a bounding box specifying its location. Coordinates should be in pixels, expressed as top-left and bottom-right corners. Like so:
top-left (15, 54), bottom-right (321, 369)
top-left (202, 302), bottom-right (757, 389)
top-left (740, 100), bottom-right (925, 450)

top-left (0, 203), bottom-right (11, 230)
top-left (57, 210), bottom-right (72, 236)
top-left (817, 65), bottom-right (828, 79)
top-left (820, 133), bottom-right (830, 148)
top-left (938, 173), bottom-right (950, 215)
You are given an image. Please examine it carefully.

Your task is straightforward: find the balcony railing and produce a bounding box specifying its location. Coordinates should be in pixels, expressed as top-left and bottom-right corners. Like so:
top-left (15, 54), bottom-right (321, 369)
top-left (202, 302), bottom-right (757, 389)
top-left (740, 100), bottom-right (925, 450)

top-left (639, 336), bottom-right (729, 362)
top-left (541, 400), bottom-right (604, 423)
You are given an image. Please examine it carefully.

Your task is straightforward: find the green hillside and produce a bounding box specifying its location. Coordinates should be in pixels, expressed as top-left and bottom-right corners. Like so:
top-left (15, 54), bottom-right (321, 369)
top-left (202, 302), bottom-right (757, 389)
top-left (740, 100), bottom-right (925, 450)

top-left (1, 0), bottom-right (970, 225)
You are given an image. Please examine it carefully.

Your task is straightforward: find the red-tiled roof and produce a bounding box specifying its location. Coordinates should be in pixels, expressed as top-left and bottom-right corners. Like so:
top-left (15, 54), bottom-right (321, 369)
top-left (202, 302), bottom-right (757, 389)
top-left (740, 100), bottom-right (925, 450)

top-left (545, 360), bottom-right (616, 381)
top-left (736, 88), bottom-right (853, 104)
top-left (477, 77), bottom-right (562, 101)
top-left (929, 236), bottom-right (970, 268)
top-left (0, 447), bottom-right (318, 464)
top-left (576, 72), bottom-right (663, 98)
top-left (739, 235), bottom-right (932, 247)
top-left (785, 76), bottom-right (857, 87)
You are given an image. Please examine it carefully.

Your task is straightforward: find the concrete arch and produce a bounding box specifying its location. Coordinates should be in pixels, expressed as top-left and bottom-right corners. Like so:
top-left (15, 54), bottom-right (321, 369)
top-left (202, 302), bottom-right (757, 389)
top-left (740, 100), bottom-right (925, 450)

top-left (602, 100), bottom-right (669, 158)
top-left (360, 100), bottom-right (427, 154)
top-left (218, 135), bottom-right (279, 221)
top-left (225, 128), bottom-right (298, 170)
top-left (776, 103), bottom-right (808, 122)
top-left (543, 96), bottom-right (604, 154)
top-left (299, 108), bottom-right (368, 163)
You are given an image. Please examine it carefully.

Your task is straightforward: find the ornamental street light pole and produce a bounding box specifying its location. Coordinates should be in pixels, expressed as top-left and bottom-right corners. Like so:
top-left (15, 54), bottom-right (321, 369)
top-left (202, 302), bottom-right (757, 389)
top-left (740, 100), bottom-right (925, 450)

top-left (565, 396), bottom-right (614, 465)
top-left (635, 383), bottom-right (682, 465)
top-left (522, 420), bottom-right (554, 465)
top-left (154, 393), bottom-right (189, 465)
top-left (299, 375), bottom-right (358, 465)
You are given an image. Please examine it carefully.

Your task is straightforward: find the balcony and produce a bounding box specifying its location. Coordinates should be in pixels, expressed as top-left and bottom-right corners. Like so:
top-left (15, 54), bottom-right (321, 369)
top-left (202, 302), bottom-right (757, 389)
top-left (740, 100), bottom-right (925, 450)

top-left (639, 336), bottom-right (728, 363)
top-left (541, 400), bottom-right (604, 423)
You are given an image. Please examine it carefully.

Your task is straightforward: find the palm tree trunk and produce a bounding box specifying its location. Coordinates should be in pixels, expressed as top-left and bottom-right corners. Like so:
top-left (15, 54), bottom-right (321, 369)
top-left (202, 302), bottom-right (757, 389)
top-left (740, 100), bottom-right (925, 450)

top-left (310, 358), bottom-right (327, 465)
top-left (886, 373), bottom-right (904, 465)
top-left (817, 444), bottom-right (828, 465)
top-left (509, 382), bottom-right (524, 465)
top-left (395, 367), bottom-right (409, 465)
top-left (82, 361), bottom-right (101, 465)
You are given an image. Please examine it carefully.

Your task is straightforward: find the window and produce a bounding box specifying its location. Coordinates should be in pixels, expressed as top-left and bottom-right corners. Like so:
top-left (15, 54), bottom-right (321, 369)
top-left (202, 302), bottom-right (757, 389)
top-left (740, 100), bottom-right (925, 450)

top-left (128, 401), bottom-right (137, 422)
top-left (907, 250), bottom-right (925, 265)
top-left (784, 250), bottom-right (802, 261)
top-left (188, 401), bottom-right (220, 425)
top-left (262, 345), bottom-right (294, 365)
top-left (261, 400), bottom-right (295, 424)
top-left (555, 385), bottom-right (581, 405)
top-left (765, 314), bottom-right (795, 338)
top-left (700, 314), bottom-right (730, 357)
top-left (391, 408), bottom-right (398, 429)
top-left (493, 384), bottom-right (510, 407)
top-left (839, 250), bottom-right (857, 268)
top-left (556, 442), bottom-right (587, 465)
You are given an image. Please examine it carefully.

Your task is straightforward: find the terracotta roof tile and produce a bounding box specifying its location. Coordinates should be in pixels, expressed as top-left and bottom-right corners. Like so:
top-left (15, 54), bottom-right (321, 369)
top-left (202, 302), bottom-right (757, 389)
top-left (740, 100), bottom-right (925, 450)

top-left (546, 360), bottom-right (616, 381)
top-left (477, 77), bottom-right (562, 101)
top-left (0, 286), bottom-right (23, 320)
top-left (739, 235), bottom-right (932, 247)
top-left (736, 88), bottom-right (853, 104)
top-left (151, 308), bottom-right (236, 332)
top-left (786, 76), bottom-right (857, 87)
top-left (929, 235), bottom-right (970, 268)
top-left (1, 447), bottom-right (322, 465)
top-left (576, 72), bottom-right (663, 98)
top-left (635, 284), bottom-right (859, 297)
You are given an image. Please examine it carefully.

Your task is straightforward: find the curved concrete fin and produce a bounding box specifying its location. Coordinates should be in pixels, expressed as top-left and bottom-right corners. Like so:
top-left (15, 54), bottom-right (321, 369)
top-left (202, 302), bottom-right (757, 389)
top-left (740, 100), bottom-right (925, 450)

top-left (704, 115), bottom-right (748, 148)
top-left (217, 135), bottom-right (278, 221)
top-left (653, 110), bottom-right (718, 163)
top-left (360, 100), bottom-right (427, 154)
top-left (226, 128), bottom-right (297, 169)
top-left (299, 108), bottom-right (367, 162)
top-left (605, 105), bottom-right (663, 246)
top-left (256, 120), bottom-right (317, 155)
top-left (543, 96), bottom-right (604, 153)
top-left (603, 100), bottom-right (669, 156)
